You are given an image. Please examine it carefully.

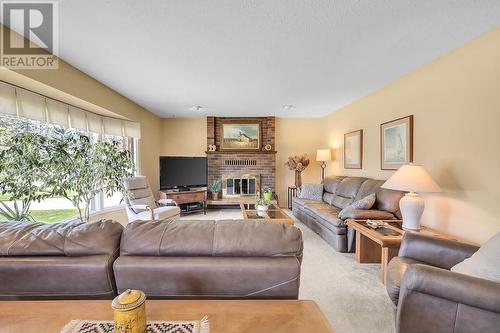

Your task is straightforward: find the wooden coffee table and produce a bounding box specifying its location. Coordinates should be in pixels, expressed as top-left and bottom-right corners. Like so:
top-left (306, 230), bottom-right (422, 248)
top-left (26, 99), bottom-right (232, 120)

top-left (240, 203), bottom-right (294, 225)
top-left (346, 219), bottom-right (471, 285)
top-left (0, 300), bottom-right (334, 333)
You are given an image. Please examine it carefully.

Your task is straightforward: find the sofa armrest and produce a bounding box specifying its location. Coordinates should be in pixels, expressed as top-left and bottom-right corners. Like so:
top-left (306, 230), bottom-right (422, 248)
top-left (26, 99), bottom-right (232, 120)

top-left (398, 232), bottom-right (479, 269)
top-left (340, 209), bottom-right (395, 220)
top-left (399, 264), bottom-right (500, 313)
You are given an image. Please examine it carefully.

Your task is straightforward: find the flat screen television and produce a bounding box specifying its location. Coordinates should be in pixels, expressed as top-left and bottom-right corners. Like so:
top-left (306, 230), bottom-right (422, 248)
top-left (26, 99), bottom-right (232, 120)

top-left (159, 156), bottom-right (207, 190)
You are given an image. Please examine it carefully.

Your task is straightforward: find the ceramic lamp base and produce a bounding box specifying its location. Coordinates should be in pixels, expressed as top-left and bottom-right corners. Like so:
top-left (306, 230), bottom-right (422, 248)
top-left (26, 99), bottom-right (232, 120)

top-left (399, 192), bottom-right (425, 231)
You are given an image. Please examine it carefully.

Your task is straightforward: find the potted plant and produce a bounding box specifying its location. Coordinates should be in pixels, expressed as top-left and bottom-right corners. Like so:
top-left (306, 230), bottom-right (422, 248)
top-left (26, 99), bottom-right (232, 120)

top-left (263, 187), bottom-right (273, 201)
top-left (208, 178), bottom-right (222, 200)
top-left (51, 131), bottom-right (135, 223)
top-left (256, 198), bottom-right (270, 211)
top-left (285, 154), bottom-right (310, 187)
top-left (0, 130), bottom-right (54, 221)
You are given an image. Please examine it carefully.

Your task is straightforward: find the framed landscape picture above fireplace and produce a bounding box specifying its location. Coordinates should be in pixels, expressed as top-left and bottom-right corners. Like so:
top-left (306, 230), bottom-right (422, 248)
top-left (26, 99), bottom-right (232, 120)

top-left (221, 121), bottom-right (261, 151)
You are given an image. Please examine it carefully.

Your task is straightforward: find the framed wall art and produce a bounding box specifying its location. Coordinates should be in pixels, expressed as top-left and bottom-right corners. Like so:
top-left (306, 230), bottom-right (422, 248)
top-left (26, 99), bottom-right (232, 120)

top-left (220, 121), bottom-right (261, 151)
top-left (380, 115), bottom-right (413, 170)
top-left (344, 129), bottom-right (363, 169)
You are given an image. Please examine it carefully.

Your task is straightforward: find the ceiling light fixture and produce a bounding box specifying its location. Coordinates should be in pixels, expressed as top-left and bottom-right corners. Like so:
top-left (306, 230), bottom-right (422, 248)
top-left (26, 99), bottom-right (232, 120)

top-left (189, 105), bottom-right (204, 112)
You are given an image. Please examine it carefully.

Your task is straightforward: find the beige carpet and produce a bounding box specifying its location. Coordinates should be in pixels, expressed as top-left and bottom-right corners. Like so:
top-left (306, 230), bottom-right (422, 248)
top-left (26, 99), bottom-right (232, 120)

top-left (181, 209), bottom-right (396, 333)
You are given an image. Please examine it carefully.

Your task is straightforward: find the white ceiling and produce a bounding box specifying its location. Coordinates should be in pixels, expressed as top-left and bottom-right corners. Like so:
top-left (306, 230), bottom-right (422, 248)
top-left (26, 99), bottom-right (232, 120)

top-left (9, 1), bottom-right (500, 117)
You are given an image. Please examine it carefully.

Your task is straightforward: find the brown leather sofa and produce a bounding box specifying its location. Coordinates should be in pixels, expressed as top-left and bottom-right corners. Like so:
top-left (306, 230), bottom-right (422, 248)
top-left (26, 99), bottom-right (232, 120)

top-left (114, 219), bottom-right (303, 299)
top-left (0, 218), bottom-right (303, 300)
top-left (292, 176), bottom-right (405, 252)
top-left (0, 220), bottom-right (123, 300)
top-left (387, 233), bottom-right (500, 333)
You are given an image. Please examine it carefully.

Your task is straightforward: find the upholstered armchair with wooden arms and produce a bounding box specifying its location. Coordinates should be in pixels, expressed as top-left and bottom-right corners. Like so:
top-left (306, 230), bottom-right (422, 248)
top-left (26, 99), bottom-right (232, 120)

top-left (124, 176), bottom-right (181, 223)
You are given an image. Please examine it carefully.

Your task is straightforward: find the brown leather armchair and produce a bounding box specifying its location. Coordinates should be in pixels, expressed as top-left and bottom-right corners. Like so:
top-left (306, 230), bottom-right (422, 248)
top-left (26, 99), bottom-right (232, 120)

top-left (386, 232), bottom-right (500, 333)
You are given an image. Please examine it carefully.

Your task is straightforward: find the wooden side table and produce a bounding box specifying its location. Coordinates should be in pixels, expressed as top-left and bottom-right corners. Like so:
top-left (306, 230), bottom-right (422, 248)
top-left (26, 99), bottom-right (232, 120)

top-left (159, 189), bottom-right (207, 215)
top-left (288, 186), bottom-right (298, 210)
top-left (346, 219), bottom-right (466, 285)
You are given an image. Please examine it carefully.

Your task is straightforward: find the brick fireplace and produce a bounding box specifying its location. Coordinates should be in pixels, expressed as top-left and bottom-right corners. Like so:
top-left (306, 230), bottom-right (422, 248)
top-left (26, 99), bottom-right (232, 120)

top-left (207, 116), bottom-right (276, 200)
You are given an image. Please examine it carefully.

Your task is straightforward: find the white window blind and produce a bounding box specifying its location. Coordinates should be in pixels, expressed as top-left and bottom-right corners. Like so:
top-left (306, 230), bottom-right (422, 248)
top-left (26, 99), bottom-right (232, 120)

top-left (0, 81), bottom-right (141, 139)
top-left (46, 99), bottom-right (69, 127)
top-left (17, 89), bottom-right (46, 122)
top-left (0, 84), bottom-right (17, 116)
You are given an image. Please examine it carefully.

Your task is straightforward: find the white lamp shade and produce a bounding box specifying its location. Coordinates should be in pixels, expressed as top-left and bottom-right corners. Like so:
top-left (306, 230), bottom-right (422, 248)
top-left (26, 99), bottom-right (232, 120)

top-left (316, 149), bottom-right (332, 162)
top-left (381, 164), bottom-right (441, 193)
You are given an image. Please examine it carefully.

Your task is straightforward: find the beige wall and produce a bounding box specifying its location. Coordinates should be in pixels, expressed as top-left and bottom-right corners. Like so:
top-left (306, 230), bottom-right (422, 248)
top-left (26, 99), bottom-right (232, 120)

top-left (323, 26), bottom-right (500, 244)
top-left (160, 118), bottom-right (207, 156)
top-left (275, 118), bottom-right (325, 206)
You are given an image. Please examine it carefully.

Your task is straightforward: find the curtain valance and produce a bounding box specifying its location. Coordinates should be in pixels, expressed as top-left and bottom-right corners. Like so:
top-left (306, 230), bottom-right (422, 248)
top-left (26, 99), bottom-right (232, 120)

top-left (0, 81), bottom-right (141, 139)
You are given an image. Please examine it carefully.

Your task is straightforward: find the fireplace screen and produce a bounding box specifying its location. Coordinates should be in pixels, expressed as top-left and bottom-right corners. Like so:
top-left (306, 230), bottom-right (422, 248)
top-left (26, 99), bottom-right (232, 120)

top-left (223, 174), bottom-right (260, 197)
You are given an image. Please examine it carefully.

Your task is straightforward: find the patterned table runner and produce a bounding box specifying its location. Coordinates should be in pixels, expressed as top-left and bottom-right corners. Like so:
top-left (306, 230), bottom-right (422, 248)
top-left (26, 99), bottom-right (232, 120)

top-left (61, 316), bottom-right (209, 333)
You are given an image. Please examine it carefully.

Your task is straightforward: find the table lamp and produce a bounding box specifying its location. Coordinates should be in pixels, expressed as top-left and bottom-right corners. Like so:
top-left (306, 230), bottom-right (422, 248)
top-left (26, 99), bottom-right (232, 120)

top-left (381, 163), bottom-right (441, 230)
top-left (316, 149), bottom-right (332, 180)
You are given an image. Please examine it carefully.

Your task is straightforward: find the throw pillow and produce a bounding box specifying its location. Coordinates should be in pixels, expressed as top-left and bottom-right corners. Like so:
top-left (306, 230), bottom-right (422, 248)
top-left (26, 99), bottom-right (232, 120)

top-left (451, 232), bottom-right (500, 283)
top-left (299, 183), bottom-right (323, 201)
top-left (338, 193), bottom-right (376, 219)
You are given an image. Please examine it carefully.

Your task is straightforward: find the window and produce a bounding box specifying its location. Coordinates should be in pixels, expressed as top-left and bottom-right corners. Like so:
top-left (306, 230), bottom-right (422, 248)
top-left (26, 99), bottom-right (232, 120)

top-left (0, 114), bottom-right (139, 222)
top-left (101, 135), bottom-right (139, 209)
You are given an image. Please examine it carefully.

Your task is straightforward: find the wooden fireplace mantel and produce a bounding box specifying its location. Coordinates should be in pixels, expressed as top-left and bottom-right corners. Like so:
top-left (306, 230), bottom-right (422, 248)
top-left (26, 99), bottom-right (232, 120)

top-left (205, 150), bottom-right (277, 154)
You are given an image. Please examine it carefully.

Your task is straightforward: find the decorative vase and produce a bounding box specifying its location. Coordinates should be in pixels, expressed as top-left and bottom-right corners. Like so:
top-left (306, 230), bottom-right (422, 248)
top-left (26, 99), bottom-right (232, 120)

top-left (263, 192), bottom-right (273, 201)
top-left (257, 205), bottom-right (268, 211)
top-left (295, 171), bottom-right (302, 187)
top-left (112, 289), bottom-right (147, 333)
top-left (212, 192), bottom-right (219, 200)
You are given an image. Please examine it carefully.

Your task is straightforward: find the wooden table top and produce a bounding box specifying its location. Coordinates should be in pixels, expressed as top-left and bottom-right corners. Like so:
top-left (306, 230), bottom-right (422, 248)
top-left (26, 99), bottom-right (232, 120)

top-left (346, 219), bottom-right (404, 247)
top-left (240, 203), bottom-right (294, 225)
top-left (346, 219), bottom-right (477, 247)
top-left (0, 299), bottom-right (334, 333)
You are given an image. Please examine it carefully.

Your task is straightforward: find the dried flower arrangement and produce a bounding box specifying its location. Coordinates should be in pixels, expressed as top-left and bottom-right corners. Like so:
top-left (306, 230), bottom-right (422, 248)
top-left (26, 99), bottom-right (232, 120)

top-left (285, 154), bottom-right (310, 187)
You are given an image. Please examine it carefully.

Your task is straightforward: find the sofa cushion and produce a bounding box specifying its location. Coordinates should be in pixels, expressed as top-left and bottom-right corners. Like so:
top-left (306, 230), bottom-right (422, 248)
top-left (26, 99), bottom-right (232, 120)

top-left (321, 176), bottom-right (345, 194)
top-left (375, 188), bottom-right (405, 218)
top-left (120, 219), bottom-right (303, 257)
top-left (299, 183), bottom-right (323, 201)
top-left (114, 256), bottom-right (300, 299)
top-left (339, 193), bottom-right (376, 219)
top-left (354, 179), bottom-right (385, 201)
top-left (303, 202), bottom-right (334, 213)
top-left (0, 220), bottom-right (123, 257)
top-left (323, 192), bottom-right (335, 205)
top-left (451, 232), bottom-right (500, 283)
top-left (303, 204), bottom-right (345, 230)
top-left (386, 256), bottom-right (425, 305)
top-left (0, 255), bottom-right (117, 299)
top-left (332, 177), bottom-right (367, 209)
top-left (338, 209), bottom-right (396, 220)
top-left (292, 196), bottom-right (321, 209)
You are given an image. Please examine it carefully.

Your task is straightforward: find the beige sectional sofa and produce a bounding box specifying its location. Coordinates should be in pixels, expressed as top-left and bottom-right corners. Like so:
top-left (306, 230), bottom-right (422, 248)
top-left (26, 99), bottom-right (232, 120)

top-left (292, 175), bottom-right (405, 252)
